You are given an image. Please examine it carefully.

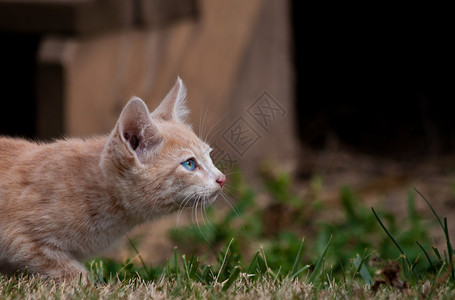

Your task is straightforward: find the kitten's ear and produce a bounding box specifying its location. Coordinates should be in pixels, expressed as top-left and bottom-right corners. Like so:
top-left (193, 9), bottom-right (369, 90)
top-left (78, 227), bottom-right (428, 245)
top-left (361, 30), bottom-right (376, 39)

top-left (117, 97), bottom-right (163, 163)
top-left (151, 77), bottom-right (190, 124)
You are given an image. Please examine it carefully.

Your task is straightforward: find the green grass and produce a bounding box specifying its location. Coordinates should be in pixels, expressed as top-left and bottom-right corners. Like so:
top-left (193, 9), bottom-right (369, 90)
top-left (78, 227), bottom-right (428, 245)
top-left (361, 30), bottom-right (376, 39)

top-left (2, 170), bottom-right (455, 298)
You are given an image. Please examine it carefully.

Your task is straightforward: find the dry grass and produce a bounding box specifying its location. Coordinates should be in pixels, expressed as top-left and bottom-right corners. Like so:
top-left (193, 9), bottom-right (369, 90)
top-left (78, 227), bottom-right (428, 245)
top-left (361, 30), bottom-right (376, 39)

top-left (2, 274), bottom-right (455, 299)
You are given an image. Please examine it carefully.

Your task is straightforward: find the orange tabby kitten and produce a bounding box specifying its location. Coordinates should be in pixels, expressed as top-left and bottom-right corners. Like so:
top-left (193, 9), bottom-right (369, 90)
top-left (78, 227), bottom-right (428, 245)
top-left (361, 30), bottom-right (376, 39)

top-left (0, 78), bottom-right (226, 281)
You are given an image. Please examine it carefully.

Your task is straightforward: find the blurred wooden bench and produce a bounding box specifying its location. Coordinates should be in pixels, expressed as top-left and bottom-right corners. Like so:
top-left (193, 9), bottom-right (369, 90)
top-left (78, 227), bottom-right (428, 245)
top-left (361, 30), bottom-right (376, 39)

top-left (0, 0), bottom-right (197, 139)
top-left (0, 0), bottom-right (197, 34)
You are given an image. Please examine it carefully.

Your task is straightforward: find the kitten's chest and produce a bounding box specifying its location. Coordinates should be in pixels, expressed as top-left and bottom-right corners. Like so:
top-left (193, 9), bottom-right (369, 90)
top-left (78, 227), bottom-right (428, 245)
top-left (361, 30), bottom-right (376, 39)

top-left (63, 215), bottom-right (131, 260)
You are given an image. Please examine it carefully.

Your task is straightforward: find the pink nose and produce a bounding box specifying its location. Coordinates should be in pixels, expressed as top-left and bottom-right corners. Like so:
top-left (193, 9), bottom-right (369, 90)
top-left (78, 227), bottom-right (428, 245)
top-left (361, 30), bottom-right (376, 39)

top-left (216, 174), bottom-right (226, 188)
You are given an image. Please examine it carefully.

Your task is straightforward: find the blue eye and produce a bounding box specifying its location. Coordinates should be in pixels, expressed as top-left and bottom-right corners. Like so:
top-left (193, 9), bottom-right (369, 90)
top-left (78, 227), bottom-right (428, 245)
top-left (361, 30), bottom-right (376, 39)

top-left (181, 158), bottom-right (196, 171)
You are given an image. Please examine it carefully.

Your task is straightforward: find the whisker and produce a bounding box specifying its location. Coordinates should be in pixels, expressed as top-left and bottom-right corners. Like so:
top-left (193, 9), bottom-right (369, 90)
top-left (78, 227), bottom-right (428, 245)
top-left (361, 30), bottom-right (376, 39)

top-left (175, 191), bottom-right (196, 227)
top-left (220, 192), bottom-right (246, 230)
top-left (223, 184), bottom-right (244, 194)
top-left (195, 195), bottom-right (203, 231)
top-left (204, 115), bottom-right (230, 143)
top-left (220, 191), bottom-right (241, 219)
top-left (191, 194), bottom-right (198, 225)
top-left (222, 170), bottom-right (246, 176)
top-left (201, 194), bottom-right (217, 233)
top-left (195, 196), bottom-right (211, 244)
top-left (200, 102), bottom-right (210, 140)
top-left (175, 208), bottom-right (185, 227)
top-left (173, 183), bottom-right (192, 201)
top-left (223, 188), bottom-right (243, 205)
top-left (198, 103), bottom-right (206, 136)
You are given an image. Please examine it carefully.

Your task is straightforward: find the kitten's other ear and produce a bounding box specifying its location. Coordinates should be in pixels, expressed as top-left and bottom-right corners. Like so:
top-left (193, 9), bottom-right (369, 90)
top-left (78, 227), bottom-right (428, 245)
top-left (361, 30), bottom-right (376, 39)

top-left (151, 77), bottom-right (190, 124)
top-left (117, 97), bottom-right (163, 163)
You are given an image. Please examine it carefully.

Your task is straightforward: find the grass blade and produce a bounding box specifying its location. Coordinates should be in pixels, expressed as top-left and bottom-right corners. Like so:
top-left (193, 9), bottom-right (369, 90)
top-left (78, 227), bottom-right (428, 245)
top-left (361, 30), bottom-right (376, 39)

top-left (246, 251), bottom-right (260, 277)
top-left (414, 188), bottom-right (444, 229)
top-left (353, 251), bottom-right (373, 285)
top-left (181, 255), bottom-right (192, 290)
top-left (411, 255), bottom-right (420, 272)
top-left (414, 188), bottom-right (454, 280)
top-left (127, 237), bottom-right (151, 280)
top-left (173, 247), bottom-right (179, 277)
top-left (417, 241), bottom-right (436, 272)
top-left (216, 238), bottom-right (235, 283)
top-left (433, 245), bottom-right (443, 264)
top-left (308, 235), bottom-right (332, 283)
top-left (189, 257), bottom-right (200, 280)
top-left (291, 265), bottom-right (310, 279)
top-left (444, 217), bottom-right (454, 280)
top-left (290, 238), bottom-right (305, 277)
top-left (371, 207), bottom-right (418, 279)
top-left (201, 265), bottom-right (213, 283)
top-left (182, 255), bottom-right (190, 281)
top-left (221, 266), bottom-right (242, 292)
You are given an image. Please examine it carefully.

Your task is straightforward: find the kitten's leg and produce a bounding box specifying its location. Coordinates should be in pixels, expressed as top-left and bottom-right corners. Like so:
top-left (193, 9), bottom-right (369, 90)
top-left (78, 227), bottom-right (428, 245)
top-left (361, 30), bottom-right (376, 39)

top-left (2, 233), bottom-right (89, 283)
top-left (19, 246), bottom-right (89, 283)
top-left (37, 252), bottom-right (90, 284)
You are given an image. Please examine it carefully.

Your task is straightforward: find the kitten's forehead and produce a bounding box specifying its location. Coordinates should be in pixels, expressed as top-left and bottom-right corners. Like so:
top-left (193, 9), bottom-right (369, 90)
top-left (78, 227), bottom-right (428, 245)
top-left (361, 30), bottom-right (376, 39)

top-left (158, 121), bottom-right (209, 154)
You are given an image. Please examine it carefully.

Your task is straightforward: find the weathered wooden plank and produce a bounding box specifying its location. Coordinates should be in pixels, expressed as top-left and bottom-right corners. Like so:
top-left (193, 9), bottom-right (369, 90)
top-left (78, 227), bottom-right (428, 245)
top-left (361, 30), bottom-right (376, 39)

top-left (0, 0), bottom-right (134, 34)
top-left (136, 0), bottom-right (198, 27)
